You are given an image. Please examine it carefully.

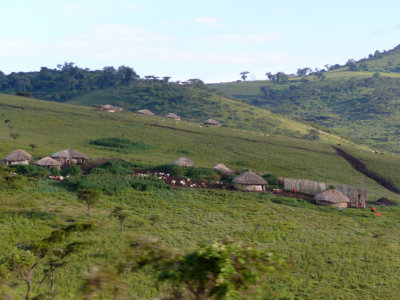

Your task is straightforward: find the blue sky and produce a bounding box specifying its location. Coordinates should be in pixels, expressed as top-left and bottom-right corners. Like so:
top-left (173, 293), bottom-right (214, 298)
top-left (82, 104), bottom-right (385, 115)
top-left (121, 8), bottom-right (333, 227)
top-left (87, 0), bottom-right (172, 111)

top-left (1, 0), bottom-right (400, 82)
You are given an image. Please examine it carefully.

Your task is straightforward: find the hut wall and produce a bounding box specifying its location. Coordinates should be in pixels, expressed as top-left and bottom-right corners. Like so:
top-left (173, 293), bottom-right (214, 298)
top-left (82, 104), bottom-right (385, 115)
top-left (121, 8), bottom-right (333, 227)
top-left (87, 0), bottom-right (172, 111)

top-left (316, 200), bottom-right (349, 208)
top-left (6, 160), bottom-right (30, 166)
top-left (335, 185), bottom-right (367, 208)
top-left (283, 178), bottom-right (327, 195)
top-left (234, 184), bottom-right (264, 192)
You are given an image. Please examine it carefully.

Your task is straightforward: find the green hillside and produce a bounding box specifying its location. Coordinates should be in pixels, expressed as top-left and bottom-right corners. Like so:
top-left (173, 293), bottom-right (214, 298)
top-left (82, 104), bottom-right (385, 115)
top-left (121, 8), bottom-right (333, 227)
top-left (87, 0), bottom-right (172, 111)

top-left (211, 50), bottom-right (400, 153)
top-left (3, 94), bottom-right (400, 298)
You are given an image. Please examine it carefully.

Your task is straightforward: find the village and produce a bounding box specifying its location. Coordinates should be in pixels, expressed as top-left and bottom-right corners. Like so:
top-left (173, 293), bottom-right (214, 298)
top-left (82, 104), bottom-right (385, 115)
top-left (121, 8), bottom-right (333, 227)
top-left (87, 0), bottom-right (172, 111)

top-left (2, 145), bottom-right (370, 209)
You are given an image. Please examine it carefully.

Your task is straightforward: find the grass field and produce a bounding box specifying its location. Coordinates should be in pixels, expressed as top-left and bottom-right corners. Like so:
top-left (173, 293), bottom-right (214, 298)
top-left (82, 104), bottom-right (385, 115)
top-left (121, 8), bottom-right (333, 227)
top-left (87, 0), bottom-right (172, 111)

top-left (2, 94), bottom-right (400, 299)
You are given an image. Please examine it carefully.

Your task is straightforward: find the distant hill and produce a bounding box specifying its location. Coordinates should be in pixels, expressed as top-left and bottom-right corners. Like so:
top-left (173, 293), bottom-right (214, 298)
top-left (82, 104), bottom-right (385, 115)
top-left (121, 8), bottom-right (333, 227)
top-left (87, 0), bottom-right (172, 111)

top-left (210, 44), bottom-right (400, 153)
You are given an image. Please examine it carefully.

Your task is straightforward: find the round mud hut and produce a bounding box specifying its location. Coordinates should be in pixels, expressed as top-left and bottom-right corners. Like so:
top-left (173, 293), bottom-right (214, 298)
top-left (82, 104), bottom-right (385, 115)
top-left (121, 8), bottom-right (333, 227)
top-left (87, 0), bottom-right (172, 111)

top-left (170, 157), bottom-right (196, 168)
top-left (165, 113), bottom-right (181, 120)
top-left (137, 109), bottom-right (155, 116)
top-left (203, 119), bottom-right (221, 127)
top-left (213, 163), bottom-right (233, 176)
top-left (315, 189), bottom-right (350, 208)
top-left (2, 150), bottom-right (32, 165)
top-left (35, 156), bottom-right (62, 170)
top-left (232, 171), bottom-right (267, 191)
top-left (51, 149), bottom-right (89, 167)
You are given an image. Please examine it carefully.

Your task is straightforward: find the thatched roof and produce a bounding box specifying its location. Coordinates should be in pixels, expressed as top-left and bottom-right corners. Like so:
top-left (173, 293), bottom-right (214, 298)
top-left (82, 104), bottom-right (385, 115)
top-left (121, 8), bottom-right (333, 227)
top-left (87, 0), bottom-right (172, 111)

top-left (165, 113), bottom-right (180, 120)
top-left (170, 157), bottom-right (196, 167)
top-left (4, 150), bottom-right (32, 162)
top-left (213, 163), bottom-right (233, 175)
top-left (204, 119), bottom-right (220, 126)
top-left (51, 149), bottom-right (89, 160)
top-left (315, 190), bottom-right (350, 203)
top-left (35, 156), bottom-right (61, 167)
top-left (233, 171), bottom-right (267, 185)
top-left (137, 109), bottom-right (155, 116)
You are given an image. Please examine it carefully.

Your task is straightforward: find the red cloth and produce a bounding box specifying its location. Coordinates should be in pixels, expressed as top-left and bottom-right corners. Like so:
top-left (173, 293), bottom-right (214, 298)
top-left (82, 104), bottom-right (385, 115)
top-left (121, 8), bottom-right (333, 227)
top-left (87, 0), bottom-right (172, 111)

top-left (293, 188), bottom-right (296, 193)
top-left (371, 205), bottom-right (375, 212)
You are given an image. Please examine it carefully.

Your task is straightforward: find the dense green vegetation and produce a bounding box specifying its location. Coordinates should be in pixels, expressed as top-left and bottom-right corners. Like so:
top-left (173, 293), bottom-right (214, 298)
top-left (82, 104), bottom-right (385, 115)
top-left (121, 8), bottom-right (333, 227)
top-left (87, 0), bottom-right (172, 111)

top-left (2, 91), bottom-right (400, 298)
top-left (211, 44), bottom-right (400, 153)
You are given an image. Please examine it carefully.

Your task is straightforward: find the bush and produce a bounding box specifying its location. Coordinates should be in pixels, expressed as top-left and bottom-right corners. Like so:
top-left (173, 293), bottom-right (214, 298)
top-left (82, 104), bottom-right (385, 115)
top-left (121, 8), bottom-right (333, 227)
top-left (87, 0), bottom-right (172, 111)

top-left (12, 165), bottom-right (49, 177)
top-left (49, 167), bottom-right (60, 176)
top-left (90, 138), bottom-right (153, 152)
top-left (66, 173), bottom-right (169, 195)
top-left (92, 160), bottom-right (142, 175)
top-left (262, 174), bottom-right (283, 188)
top-left (153, 164), bottom-right (186, 177)
top-left (61, 165), bottom-right (82, 176)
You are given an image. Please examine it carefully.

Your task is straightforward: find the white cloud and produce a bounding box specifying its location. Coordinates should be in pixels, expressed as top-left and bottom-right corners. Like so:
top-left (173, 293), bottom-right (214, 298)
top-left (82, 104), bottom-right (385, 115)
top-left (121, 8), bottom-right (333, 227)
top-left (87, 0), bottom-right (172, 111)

top-left (206, 33), bottom-right (279, 44)
top-left (185, 16), bottom-right (224, 28)
top-left (0, 38), bottom-right (44, 56)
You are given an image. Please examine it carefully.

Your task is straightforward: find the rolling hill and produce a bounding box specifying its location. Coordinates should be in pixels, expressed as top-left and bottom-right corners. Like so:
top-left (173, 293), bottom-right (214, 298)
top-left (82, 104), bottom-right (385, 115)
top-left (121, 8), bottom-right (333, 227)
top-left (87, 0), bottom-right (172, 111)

top-left (2, 94), bottom-right (400, 298)
top-left (211, 44), bottom-right (400, 153)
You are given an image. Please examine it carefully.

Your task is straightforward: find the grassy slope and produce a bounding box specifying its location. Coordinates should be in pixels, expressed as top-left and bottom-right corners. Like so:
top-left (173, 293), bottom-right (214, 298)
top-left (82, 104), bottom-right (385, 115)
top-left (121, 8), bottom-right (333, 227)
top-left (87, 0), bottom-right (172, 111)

top-left (2, 94), bottom-right (400, 298)
top-left (65, 86), bottom-right (316, 136)
top-left (211, 71), bottom-right (400, 153)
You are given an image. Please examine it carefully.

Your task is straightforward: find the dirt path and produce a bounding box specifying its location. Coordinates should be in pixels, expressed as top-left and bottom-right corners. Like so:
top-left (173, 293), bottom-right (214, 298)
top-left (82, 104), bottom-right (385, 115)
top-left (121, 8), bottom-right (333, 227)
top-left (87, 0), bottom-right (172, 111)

top-left (332, 146), bottom-right (400, 194)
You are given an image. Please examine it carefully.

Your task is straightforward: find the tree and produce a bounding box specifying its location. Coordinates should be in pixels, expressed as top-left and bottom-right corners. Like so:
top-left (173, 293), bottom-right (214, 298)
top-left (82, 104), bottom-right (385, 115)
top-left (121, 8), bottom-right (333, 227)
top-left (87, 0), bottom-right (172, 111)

top-left (9, 132), bottom-right (20, 144)
top-left (77, 188), bottom-right (101, 221)
top-left (110, 206), bottom-right (130, 232)
top-left (122, 238), bottom-right (287, 299)
top-left (162, 76), bottom-right (171, 82)
top-left (240, 71), bottom-right (249, 81)
top-left (32, 169), bottom-right (50, 189)
top-left (29, 144), bottom-right (37, 153)
top-left (1, 223), bottom-right (93, 300)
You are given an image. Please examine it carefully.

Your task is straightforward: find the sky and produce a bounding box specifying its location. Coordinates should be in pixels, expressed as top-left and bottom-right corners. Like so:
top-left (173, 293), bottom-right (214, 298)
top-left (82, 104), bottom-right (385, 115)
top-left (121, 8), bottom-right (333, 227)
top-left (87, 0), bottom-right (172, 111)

top-left (1, 0), bottom-right (400, 83)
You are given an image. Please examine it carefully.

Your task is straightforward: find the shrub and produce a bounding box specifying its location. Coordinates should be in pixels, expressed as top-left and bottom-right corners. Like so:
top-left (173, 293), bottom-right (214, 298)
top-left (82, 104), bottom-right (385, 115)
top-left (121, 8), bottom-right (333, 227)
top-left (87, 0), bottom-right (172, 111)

top-left (61, 165), bottom-right (82, 176)
top-left (66, 173), bottom-right (169, 195)
top-left (12, 165), bottom-right (49, 177)
top-left (92, 160), bottom-right (142, 175)
top-left (89, 138), bottom-right (153, 152)
top-left (153, 164), bottom-right (186, 177)
top-left (262, 174), bottom-right (283, 188)
top-left (49, 167), bottom-right (60, 176)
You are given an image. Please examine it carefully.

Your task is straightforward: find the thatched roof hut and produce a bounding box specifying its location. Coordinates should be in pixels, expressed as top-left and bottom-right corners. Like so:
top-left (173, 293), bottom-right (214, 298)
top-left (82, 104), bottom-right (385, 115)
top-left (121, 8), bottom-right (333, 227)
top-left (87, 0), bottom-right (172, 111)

top-left (51, 149), bottom-right (89, 167)
top-left (315, 189), bottom-right (350, 208)
top-left (213, 163), bottom-right (233, 175)
top-left (3, 150), bottom-right (32, 165)
top-left (165, 113), bottom-right (180, 120)
top-left (170, 157), bottom-right (196, 167)
top-left (35, 156), bottom-right (62, 169)
top-left (137, 109), bottom-right (155, 116)
top-left (232, 171), bottom-right (267, 191)
top-left (204, 119), bottom-right (221, 127)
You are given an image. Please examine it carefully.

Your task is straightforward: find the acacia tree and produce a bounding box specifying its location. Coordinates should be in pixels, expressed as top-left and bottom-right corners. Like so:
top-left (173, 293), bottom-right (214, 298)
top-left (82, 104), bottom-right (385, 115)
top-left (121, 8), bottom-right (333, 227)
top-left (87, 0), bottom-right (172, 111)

top-left (110, 206), bottom-right (130, 232)
top-left (77, 188), bottom-right (101, 221)
top-left (122, 238), bottom-right (287, 299)
top-left (1, 223), bottom-right (93, 300)
top-left (9, 132), bottom-right (20, 144)
top-left (240, 71), bottom-right (249, 81)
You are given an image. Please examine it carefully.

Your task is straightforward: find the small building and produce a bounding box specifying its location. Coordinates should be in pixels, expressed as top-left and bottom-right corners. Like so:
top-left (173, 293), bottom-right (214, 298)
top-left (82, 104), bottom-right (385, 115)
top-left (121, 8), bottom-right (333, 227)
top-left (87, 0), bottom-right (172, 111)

top-left (165, 113), bottom-right (181, 120)
top-left (315, 189), bottom-right (350, 208)
top-left (204, 119), bottom-right (221, 127)
top-left (137, 109), bottom-right (155, 116)
top-left (101, 104), bottom-right (123, 113)
top-left (171, 157), bottom-right (196, 167)
top-left (51, 149), bottom-right (89, 167)
top-left (232, 171), bottom-right (267, 191)
top-left (213, 163), bottom-right (233, 176)
top-left (2, 150), bottom-right (32, 166)
top-left (35, 156), bottom-right (62, 170)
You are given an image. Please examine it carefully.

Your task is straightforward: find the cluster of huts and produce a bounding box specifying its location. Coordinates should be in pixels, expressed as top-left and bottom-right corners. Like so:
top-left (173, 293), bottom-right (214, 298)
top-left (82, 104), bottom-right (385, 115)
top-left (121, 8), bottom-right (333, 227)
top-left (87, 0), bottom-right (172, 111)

top-left (1, 149), bottom-right (89, 170)
top-left (136, 109), bottom-right (221, 127)
top-left (2, 149), bottom-right (367, 208)
top-left (170, 157), bottom-right (367, 208)
top-left (171, 157), bottom-right (266, 191)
